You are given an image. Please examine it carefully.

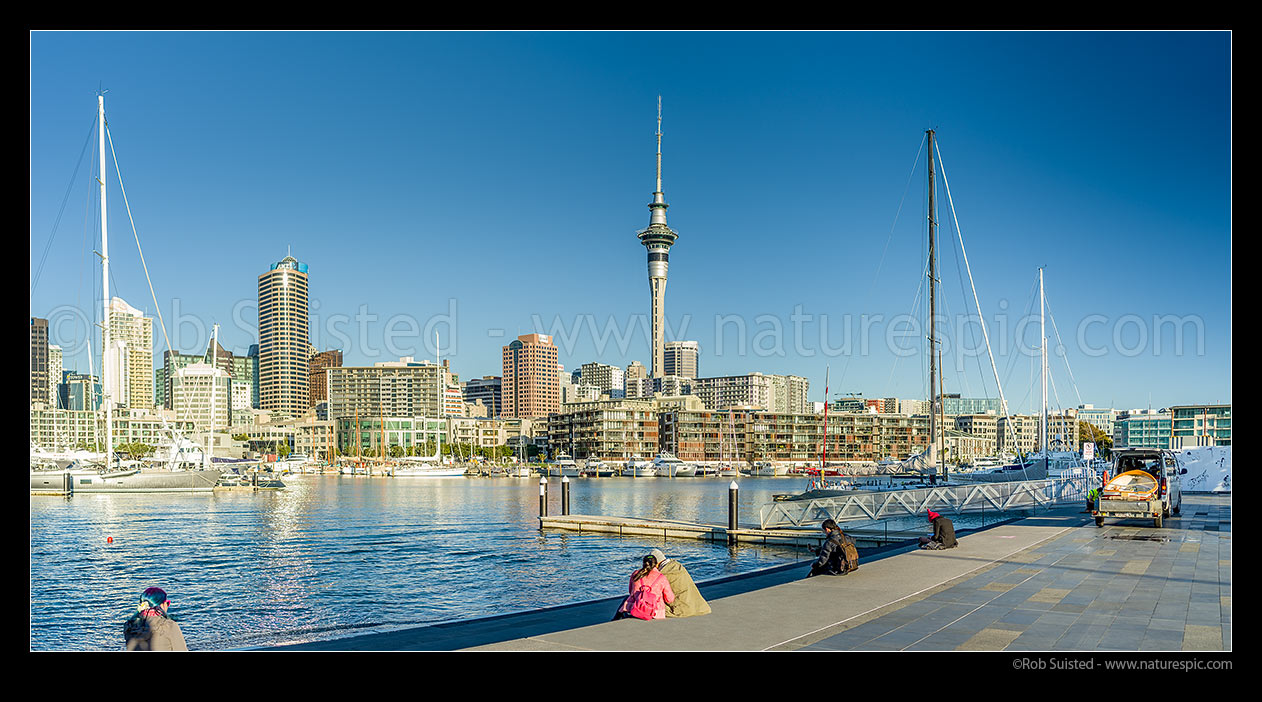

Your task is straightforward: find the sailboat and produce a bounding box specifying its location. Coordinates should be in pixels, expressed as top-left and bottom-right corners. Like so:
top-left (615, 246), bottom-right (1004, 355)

top-left (32, 94), bottom-right (222, 494)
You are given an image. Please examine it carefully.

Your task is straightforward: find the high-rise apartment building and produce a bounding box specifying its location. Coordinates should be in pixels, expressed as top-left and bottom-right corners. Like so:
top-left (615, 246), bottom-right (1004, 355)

top-left (257, 255), bottom-right (310, 419)
top-left (106, 297), bottom-right (154, 409)
top-left (626, 360), bottom-right (648, 382)
top-left (578, 362), bottom-right (625, 396)
top-left (502, 333), bottom-right (559, 418)
top-left (662, 341), bottom-right (699, 379)
top-left (170, 362), bottom-right (232, 432)
top-left (308, 349), bottom-right (344, 408)
top-left (327, 358), bottom-right (447, 422)
top-left (30, 318), bottom-right (49, 405)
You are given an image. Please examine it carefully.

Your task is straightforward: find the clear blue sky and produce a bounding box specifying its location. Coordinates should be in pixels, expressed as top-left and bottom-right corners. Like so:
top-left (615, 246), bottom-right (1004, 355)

top-left (30, 31), bottom-right (1232, 413)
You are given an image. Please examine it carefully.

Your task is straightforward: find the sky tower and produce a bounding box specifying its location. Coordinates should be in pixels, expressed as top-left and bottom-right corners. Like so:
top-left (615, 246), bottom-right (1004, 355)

top-left (637, 96), bottom-right (678, 379)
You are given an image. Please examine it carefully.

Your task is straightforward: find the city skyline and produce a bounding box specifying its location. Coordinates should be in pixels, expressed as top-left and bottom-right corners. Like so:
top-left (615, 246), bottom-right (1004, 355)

top-left (30, 31), bottom-right (1231, 412)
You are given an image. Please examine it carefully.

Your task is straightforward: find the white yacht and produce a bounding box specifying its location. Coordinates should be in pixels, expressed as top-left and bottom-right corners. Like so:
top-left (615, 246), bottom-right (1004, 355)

top-left (652, 452), bottom-right (695, 477)
top-left (547, 453), bottom-right (581, 477)
top-left (624, 458), bottom-right (657, 477)
top-left (750, 461), bottom-right (789, 476)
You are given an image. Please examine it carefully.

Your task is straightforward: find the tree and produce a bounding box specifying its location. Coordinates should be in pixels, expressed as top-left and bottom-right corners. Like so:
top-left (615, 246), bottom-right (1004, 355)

top-left (389, 444), bottom-right (404, 458)
top-left (277, 442), bottom-right (291, 458)
top-left (1079, 421), bottom-right (1112, 458)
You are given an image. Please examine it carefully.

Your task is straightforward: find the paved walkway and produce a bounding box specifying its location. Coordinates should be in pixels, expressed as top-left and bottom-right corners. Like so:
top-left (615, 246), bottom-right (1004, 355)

top-left (270, 494), bottom-right (1229, 652)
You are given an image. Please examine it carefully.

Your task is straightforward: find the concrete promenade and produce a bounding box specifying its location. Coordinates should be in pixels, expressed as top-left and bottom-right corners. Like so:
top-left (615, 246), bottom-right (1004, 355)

top-left (271, 494), bottom-right (1229, 652)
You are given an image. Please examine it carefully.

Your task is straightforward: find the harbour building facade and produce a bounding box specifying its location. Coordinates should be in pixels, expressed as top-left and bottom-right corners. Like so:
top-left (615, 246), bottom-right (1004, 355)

top-left (1169, 404), bottom-right (1231, 448)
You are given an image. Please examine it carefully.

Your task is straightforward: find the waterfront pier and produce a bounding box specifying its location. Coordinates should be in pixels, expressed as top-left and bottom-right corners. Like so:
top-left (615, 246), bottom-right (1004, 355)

top-left (269, 493), bottom-right (1229, 652)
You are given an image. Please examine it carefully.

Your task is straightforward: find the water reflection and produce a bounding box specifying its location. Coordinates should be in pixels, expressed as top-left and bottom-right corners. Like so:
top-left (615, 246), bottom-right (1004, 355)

top-left (32, 475), bottom-right (991, 651)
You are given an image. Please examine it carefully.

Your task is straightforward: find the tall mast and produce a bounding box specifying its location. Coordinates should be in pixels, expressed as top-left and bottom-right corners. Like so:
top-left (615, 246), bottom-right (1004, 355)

top-left (99, 93), bottom-right (113, 464)
top-left (206, 323), bottom-right (219, 470)
top-left (926, 129), bottom-right (938, 470)
top-left (1039, 267), bottom-right (1048, 456)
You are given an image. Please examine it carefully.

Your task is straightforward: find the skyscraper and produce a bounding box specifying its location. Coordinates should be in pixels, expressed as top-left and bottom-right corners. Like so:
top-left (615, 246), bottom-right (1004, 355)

top-left (106, 297), bottom-right (154, 409)
top-left (662, 341), bottom-right (699, 379)
top-left (30, 317), bottom-right (49, 406)
top-left (258, 255), bottom-right (310, 419)
top-left (637, 97), bottom-right (679, 379)
top-left (502, 333), bottom-right (559, 419)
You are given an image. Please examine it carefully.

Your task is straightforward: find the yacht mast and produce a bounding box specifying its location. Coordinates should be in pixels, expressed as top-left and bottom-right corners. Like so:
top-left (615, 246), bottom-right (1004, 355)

top-left (98, 93), bottom-right (113, 465)
top-left (1040, 267), bottom-right (1048, 464)
top-left (926, 129), bottom-right (939, 471)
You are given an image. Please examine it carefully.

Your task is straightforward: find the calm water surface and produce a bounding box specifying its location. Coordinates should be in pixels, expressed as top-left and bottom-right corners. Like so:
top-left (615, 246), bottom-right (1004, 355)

top-left (31, 475), bottom-right (829, 651)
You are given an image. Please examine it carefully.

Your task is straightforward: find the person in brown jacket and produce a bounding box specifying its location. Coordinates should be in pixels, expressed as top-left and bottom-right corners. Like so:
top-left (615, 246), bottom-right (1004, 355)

top-left (124, 587), bottom-right (188, 651)
top-left (650, 548), bottom-right (712, 617)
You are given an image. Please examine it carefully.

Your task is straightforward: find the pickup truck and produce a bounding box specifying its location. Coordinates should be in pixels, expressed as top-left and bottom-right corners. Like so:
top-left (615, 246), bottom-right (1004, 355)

top-left (1093, 448), bottom-right (1184, 528)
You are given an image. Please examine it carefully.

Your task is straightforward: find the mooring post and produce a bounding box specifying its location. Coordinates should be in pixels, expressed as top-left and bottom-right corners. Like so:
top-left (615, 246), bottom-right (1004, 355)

top-left (728, 481), bottom-right (739, 544)
top-left (539, 477), bottom-right (548, 520)
top-left (561, 475), bottom-right (570, 515)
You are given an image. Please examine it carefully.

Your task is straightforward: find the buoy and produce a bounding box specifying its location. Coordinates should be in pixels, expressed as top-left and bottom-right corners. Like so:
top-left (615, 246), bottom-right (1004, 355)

top-left (107, 537), bottom-right (113, 544)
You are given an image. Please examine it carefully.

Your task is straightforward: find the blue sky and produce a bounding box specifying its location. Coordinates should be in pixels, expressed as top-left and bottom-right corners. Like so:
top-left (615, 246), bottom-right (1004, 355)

top-left (30, 31), bottom-right (1231, 412)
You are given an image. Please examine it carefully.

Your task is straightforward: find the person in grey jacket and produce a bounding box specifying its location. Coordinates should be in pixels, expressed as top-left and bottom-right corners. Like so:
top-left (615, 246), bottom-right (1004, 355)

top-left (124, 587), bottom-right (188, 651)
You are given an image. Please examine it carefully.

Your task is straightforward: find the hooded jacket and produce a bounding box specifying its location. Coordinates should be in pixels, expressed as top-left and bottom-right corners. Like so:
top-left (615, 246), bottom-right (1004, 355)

top-left (124, 613), bottom-right (188, 651)
top-left (658, 559), bottom-right (712, 618)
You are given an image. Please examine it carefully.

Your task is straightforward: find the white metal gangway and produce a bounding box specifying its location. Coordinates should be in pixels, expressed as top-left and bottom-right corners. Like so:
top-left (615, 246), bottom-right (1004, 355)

top-left (757, 474), bottom-right (1096, 529)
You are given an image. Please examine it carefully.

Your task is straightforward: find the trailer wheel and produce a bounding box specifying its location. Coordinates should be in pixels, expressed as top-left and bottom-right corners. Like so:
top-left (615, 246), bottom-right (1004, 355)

top-left (1095, 517), bottom-right (1104, 527)
top-left (1163, 505), bottom-right (1170, 519)
top-left (1154, 514), bottom-right (1163, 529)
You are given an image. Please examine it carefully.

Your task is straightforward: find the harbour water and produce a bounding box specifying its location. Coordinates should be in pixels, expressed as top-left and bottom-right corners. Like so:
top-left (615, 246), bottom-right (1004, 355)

top-left (30, 475), bottom-right (1012, 651)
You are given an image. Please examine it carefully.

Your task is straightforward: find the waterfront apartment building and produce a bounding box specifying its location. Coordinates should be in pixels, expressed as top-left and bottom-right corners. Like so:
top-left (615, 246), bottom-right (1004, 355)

top-left (998, 413), bottom-right (1080, 454)
top-left (662, 341), bottom-right (699, 379)
top-left (327, 358), bottom-right (447, 422)
top-left (659, 409), bottom-right (930, 464)
top-left (257, 255), bottom-right (310, 420)
top-left (1112, 410), bottom-right (1173, 450)
top-left (501, 333), bottom-right (560, 419)
top-left (308, 349), bottom-right (343, 408)
top-left (335, 416), bottom-right (446, 458)
top-left (899, 398), bottom-right (932, 416)
top-left (944, 429), bottom-right (998, 464)
top-left (953, 414), bottom-right (999, 446)
top-left (157, 344), bottom-right (258, 412)
top-left (1169, 404), bottom-right (1231, 448)
top-left (170, 363), bottom-right (233, 432)
top-left (106, 297), bottom-right (154, 409)
top-left (30, 407), bottom-right (194, 451)
top-left (547, 398), bottom-right (660, 461)
top-left (30, 317), bottom-right (49, 406)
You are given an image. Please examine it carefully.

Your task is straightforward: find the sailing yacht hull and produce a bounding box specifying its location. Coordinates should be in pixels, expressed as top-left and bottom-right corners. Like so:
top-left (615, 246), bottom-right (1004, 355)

top-left (38, 468), bottom-right (224, 493)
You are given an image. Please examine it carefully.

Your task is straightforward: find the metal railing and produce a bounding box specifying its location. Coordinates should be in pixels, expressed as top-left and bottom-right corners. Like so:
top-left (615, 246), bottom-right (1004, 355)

top-left (757, 472), bottom-right (1097, 529)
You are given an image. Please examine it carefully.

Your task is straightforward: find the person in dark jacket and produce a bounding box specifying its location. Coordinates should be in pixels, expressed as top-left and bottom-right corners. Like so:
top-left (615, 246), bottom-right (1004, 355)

top-left (124, 587), bottom-right (188, 651)
top-left (808, 519), bottom-right (852, 576)
top-left (918, 510), bottom-right (957, 550)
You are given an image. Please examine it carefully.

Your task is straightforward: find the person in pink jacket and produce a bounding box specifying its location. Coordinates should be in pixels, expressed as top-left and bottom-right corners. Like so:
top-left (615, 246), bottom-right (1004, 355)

top-left (614, 554), bottom-right (676, 620)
